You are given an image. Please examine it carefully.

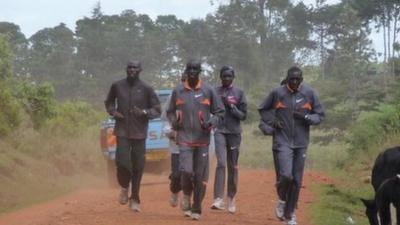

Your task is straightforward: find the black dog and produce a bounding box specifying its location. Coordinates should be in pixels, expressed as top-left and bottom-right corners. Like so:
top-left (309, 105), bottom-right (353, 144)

top-left (361, 146), bottom-right (400, 225)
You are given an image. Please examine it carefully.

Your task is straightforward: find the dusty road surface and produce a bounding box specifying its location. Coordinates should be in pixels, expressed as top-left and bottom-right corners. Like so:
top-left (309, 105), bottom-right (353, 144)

top-left (0, 169), bottom-right (330, 225)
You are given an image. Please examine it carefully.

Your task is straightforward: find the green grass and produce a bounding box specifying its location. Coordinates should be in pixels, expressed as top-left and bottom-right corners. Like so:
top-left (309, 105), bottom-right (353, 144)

top-left (238, 123), bottom-right (396, 225)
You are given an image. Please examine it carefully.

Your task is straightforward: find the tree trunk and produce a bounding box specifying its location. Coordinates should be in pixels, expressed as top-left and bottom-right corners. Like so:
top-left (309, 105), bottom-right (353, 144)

top-left (383, 17), bottom-right (387, 63)
top-left (387, 11), bottom-right (391, 60)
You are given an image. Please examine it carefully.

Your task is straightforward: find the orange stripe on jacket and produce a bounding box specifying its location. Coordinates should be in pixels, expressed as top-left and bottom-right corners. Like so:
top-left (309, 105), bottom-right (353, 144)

top-left (301, 102), bottom-right (312, 110)
top-left (176, 98), bottom-right (185, 105)
top-left (275, 101), bottom-right (286, 109)
top-left (201, 98), bottom-right (210, 105)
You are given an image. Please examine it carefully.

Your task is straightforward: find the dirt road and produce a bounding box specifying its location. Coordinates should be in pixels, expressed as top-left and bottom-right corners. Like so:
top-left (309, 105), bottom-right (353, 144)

top-left (0, 169), bottom-right (330, 225)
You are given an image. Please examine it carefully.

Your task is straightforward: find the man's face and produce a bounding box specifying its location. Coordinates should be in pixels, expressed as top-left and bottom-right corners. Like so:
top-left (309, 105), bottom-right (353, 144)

top-left (220, 70), bottom-right (234, 87)
top-left (126, 62), bottom-right (142, 80)
top-left (287, 71), bottom-right (302, 91)
top-left (186, 63), bottom-right (201, 84)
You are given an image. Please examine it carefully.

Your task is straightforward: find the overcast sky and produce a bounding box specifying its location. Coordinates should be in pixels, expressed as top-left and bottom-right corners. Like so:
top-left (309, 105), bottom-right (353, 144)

top-left (0, 0), bottom-right (383, 55)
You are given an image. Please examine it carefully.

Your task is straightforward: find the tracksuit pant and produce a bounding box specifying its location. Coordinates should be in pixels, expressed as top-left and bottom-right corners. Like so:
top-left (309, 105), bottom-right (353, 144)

top-left (213, 132), bottom-right (241, 199)
top-left (273, 145), bottom-right (307, 219)
top-left (179, 146), bottom-right (209, 214)
top-left (169, 153), bottom-right (181, 194)
top-left (115, 137), bottom-right (146, 203)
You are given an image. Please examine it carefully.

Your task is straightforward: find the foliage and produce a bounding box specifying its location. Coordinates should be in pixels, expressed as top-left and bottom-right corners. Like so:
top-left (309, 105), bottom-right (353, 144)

top-left (347, 103), bottom-right (400, 154)
top-left (0, 83), bottom-right (21, 136)
top-left (0, 36), bottom-right (21, 136)
top-left (45, 101), bottom-right (103, 136)
top-left (13, 81), bottom-right (56, 129)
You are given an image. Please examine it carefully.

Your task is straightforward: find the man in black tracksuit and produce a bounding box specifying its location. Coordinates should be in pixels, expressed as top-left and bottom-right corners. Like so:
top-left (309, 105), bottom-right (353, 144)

top-left (167, 60), bottom-right (225, 220)
top-left (104, 61), bottom-right (161, 212)
top-left (211, 66), bottom-right (247, 214)
top-left (258, 66), bottom-right (325, 225)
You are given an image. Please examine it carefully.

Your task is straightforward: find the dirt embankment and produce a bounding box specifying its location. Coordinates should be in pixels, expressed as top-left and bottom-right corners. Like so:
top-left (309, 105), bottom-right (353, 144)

top-left (0, 169), bottom-right (331, 225)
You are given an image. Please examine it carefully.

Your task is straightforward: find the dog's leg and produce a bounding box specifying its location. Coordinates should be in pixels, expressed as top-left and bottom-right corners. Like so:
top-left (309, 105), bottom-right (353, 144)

top-left (379, 202), bottom-right (392, 225)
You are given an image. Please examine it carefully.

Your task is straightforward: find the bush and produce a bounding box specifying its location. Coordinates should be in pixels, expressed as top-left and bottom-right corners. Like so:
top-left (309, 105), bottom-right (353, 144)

top-left (45, 101), bottom-right (102, 136)
top-left (347, 104), bottom-right (400, 154)
top-left (13, 81), bottom-right (55, 129)
top-left (0, 82), bottom-right (21, 136)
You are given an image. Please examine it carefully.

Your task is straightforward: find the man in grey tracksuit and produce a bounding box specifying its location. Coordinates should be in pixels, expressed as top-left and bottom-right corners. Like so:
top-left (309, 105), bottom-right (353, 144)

top-left (211, 66), bottom-right (247, 213)
top-left (104, 61), bottom-right (161, 212)
top-left (258, 66), bottom-right (325, 225)
top-left (167, 60), bottom-right (225, 220)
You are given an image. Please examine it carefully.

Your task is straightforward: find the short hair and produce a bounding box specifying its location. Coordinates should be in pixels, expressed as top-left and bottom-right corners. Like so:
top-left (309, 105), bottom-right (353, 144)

top-left (287, 66), bottom-right (302, 78)
top-left (220, 65), bottom-right (235, 77)
top-left (185, 59), bottom-right (201, 71)
top-left (127, 60), bottom-right (141, 68)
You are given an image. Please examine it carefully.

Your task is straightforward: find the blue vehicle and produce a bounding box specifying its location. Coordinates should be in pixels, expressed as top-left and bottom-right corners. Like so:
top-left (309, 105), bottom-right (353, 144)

top-left (100, 90), bottom-right (172, 180)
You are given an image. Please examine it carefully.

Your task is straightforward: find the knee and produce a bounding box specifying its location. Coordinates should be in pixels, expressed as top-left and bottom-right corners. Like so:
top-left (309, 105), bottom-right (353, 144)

top-left (216, 160), bottom-right (226, 168)
top-left (181, 171), bottom-right (193, 179)
top-left (279, 174), bottom-right (293, 183)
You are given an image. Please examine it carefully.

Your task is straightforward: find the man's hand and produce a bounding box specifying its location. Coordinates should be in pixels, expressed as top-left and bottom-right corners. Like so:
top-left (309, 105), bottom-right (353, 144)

top-left (171, 119), bottom-right (182, 130)
top-left (293, 110), bottom-right (308, 121)
top-left (270, 119), bottom-right (284, 129)
top-left (166, 130), bottom-right (177, 141)
top-left (113, 111), bottom-right (124, 119)
top-left (133, 106), bottom-right (147, 117)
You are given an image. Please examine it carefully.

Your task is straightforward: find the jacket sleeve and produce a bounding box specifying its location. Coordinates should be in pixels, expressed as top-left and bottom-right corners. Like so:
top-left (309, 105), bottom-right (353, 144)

top-left (209, 87), bottom-right (225, 126)
top-left (146, 88), bottom-right (161, 120)
top-left (306, 90), bottom-right (325, 125)
top-left (258, 90), bottom-right (276, 135)
top-left (104, 83), bottom-right (117, 116)
top-left (230, 90), bottom-right (247, 121)
top-left (166, 89), bottom-right (177, 123)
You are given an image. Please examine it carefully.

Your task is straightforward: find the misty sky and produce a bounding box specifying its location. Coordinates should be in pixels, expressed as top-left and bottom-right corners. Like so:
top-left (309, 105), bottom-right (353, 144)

top-left (0, 0), bottom-right (383, 55)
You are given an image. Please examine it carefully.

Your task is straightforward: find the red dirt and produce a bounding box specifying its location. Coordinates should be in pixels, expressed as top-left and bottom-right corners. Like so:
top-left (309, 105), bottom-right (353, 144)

top-left (0, 169), bottom-right (330, 225)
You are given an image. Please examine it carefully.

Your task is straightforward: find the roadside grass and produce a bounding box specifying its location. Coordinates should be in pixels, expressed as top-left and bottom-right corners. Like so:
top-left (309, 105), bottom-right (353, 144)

top-left (0, 125), bottom-right (106, 214)
top-left (238, 124), bottom-right (388, 225)
top-left (310, 134), bottom-right (400, 225)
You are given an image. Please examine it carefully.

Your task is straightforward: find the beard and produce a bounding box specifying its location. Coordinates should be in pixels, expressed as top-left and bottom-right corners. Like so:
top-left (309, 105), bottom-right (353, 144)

top-left (127, 74), bottom-right (138, 85)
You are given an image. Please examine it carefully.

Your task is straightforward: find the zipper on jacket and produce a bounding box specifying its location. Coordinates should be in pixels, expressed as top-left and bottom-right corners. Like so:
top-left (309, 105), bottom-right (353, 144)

top-left (290, 93), bottom-right (296, 147)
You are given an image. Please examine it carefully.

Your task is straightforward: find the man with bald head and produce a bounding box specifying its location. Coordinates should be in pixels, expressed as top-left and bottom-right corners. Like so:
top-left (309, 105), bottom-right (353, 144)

top-left (105, 60), bottom-right (161, 212)
top-left (258, 66), bottom-right (325, 225)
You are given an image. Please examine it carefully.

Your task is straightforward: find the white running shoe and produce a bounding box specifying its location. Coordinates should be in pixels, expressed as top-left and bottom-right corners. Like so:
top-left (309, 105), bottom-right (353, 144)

top-left (275, 199), bottom-right (286, 220)
top-left (211, 197), bottom-right (225, 210)
top-left (129, 200), bottom-right (141, 212)
top-left (118, 188), bottom-right (129, 205)
top-left (227, 197), bottom-right (236, 213)
top-left (184, 210), bottom-right (192, 217)
top-left (286, 214), bottom-right (297, 225)
top-left (191, 212), bottom-right (201, 220)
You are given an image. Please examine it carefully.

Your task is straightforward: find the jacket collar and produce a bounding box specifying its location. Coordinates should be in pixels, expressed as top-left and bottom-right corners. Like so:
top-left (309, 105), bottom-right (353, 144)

top-left (184, 79), bottom-right (202, 90)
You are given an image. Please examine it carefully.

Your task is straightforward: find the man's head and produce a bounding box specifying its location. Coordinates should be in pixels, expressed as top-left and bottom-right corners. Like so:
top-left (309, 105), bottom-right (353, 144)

top-left (220, 65), bottom-right (235, 88)
top-left (286, 66), bottom-right (303, 91)
top-left (185, 59), bottom-right (201, 87)
top-left (126, 60), bottom-right (142, 82)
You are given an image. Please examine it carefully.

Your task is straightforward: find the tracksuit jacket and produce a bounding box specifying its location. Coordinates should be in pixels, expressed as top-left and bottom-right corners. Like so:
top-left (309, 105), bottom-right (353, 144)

top-left (215, 85), bottom-right (247, 134)
top-left (104, 78), bottom-right (161, 139)
top-left (258, 83), bottom-right (325, 148)
top-left (166, 80), bottom-right (225, 147)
